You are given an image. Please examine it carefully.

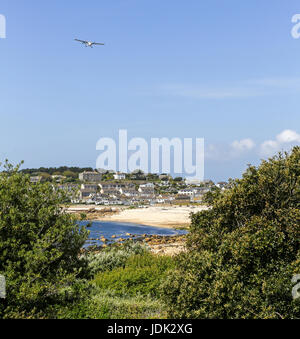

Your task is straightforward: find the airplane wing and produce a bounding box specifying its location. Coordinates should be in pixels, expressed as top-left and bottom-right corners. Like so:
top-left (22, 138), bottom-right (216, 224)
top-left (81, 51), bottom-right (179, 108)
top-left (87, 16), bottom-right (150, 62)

top-left (92, 42), bottom-right (105, 45)
top-left (75, 39), bottom-right (87, 43)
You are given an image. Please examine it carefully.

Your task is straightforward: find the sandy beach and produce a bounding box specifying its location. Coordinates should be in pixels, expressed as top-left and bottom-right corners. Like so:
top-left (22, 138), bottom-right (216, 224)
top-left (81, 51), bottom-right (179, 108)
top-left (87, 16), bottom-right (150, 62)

top-left (67, 205), bottom-right (208, 228)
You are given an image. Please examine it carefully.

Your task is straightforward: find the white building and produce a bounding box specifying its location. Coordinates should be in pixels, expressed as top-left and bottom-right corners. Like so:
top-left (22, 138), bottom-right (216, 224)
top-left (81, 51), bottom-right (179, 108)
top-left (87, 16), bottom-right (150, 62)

top-left (79, 171), bottom-right (102, 183)
top-left (113, 173), bottom-right (126, 180)
top-left (139, 183), bottom-right (155, 189)
top-left (178, 188), bottom-right (195, 197)
top-left (216, 182), bottom-right (228, 190)
top-left (120, 188), bottom-right (139, 197)
top-left (81, 183), bottom-right (99, 192)
top-left (185, 178), bottom-right (202, 186)
top-left (192, 187), bottom-right (209, 197)
top-left (138, 187), bottom-right (155, 196)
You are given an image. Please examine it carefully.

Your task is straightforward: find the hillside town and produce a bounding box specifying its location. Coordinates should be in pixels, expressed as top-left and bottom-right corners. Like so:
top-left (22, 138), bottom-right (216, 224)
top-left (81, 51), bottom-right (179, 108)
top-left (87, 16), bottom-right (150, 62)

top-left (28, 168), bottom-right (228, 206)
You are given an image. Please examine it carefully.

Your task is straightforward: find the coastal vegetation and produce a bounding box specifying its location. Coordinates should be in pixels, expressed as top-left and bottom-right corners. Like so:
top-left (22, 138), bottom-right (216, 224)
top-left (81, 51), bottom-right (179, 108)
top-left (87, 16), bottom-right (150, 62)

top-left (54, 243), bottom-right (171, 319)
top-left (162, 147), bottom-right (300, 319)
top-left (85, 241), bottom-right (148, 275)
top-left (0, 161), bottom-right (89, 318)
top-left (93, 252), bottom-right (174, 298)
top-left (0, 147), bottom-right (299, 319)
top-left (21, 166), bottom-right (94, 177)
top-left (0, 162), bottom-right (169, 318)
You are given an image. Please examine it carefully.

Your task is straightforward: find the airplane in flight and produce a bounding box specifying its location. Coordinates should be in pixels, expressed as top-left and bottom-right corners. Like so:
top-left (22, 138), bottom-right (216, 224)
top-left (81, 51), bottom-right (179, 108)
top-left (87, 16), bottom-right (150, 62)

top-left (74, 39), bottom-right (105, 48)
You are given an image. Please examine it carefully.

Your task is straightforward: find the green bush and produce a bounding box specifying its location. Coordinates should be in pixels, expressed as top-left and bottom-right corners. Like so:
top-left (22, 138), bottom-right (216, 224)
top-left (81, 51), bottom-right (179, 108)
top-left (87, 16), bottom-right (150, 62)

top-left (55, 288), bottom-right (165, 319)
top-left (94, 252), bottom-right (175, 298)
top-left (56, 246), bottom-right (169, 319)
top-left (0, 161), bottom-right (89, 318)
top-left (162, 147), bottom-right (300, 319)
top-left (85, 241), bottom-right (148, 276)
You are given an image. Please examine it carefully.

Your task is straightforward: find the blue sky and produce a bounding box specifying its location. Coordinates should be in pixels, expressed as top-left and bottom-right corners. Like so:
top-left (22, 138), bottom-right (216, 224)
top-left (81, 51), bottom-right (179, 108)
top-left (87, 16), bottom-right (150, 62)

top-left (0, 0), bottom-right (300, 181)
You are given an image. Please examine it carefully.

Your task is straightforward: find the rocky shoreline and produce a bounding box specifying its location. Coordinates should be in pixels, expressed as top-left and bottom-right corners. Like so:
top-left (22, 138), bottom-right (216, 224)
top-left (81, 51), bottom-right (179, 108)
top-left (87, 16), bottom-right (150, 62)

top-left (82, 233), bottom-right (187, 257)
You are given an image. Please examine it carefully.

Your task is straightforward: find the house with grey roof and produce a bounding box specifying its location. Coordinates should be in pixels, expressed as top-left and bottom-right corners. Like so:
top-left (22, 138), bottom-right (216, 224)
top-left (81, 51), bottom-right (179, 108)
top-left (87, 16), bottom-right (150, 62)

top-left (79, 171), bottom-right (102, 183)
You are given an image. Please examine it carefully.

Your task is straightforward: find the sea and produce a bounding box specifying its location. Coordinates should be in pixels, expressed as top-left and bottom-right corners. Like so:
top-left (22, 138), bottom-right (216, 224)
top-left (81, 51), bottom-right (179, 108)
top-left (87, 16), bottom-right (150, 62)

top-left (80, 220), bottom-right (188, 248)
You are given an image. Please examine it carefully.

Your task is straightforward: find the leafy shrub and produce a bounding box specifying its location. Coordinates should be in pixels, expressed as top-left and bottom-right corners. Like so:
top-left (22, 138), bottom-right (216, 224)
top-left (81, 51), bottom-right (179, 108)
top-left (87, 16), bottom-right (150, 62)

top-left (85, 241), bottom-right (148, 276)
top-left (162, 147), bottom-right (300, 319)
top-left (0, 162), bottom-right (89, 318)
top-left (55, 288), bottom-right (165, 319)
top-left (94, 252), bottom-right (175, 298)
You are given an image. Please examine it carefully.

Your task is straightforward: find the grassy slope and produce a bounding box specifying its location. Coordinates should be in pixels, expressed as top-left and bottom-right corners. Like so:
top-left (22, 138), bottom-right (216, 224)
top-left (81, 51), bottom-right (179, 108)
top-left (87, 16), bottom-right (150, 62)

top-left (56, 243), bottom-right (174, 319)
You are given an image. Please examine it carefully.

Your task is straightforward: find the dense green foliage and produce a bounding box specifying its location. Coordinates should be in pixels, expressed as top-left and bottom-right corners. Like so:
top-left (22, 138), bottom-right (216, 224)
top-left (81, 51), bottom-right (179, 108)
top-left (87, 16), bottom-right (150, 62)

top-left (94, 252), bottom-right (175, 298)
top-left (20, 166), bottom-right (94, 176)
top-left (0, 162), bottom-right (89, 318)
top-left (54, 246), bottom-right (170, 319)
top-left (85, 241), bottom-right (148, 275)
top-left (162, 147), bottom-right (300, 319)
top-left (0, 162), bottom-right (168, 319)
top-left (55, 289), bottom-right (165, 319)
top-left (2, 147), bottom-right (299, 319)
